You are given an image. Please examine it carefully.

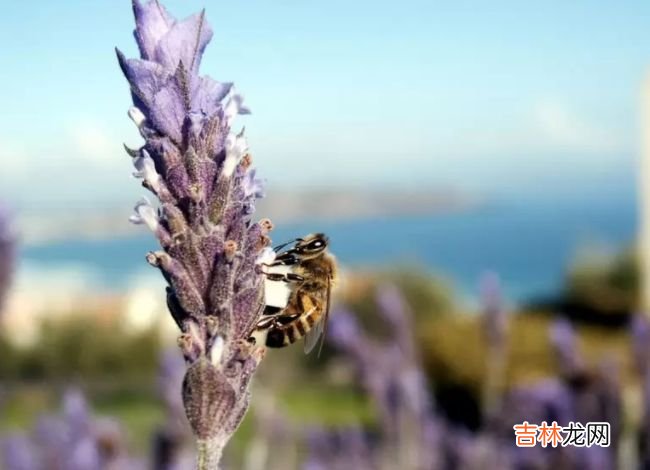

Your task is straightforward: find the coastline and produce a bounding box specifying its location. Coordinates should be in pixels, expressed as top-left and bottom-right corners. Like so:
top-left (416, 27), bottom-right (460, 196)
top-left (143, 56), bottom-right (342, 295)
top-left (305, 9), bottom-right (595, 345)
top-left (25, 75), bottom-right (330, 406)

top-left (18, 189), bottom-right (478, 246)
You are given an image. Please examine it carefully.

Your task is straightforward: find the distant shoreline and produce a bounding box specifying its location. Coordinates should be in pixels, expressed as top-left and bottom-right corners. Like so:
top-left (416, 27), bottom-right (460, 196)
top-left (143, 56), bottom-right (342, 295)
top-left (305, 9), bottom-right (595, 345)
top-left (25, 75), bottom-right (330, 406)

top-left (19, 189), bottom-right (479, 246)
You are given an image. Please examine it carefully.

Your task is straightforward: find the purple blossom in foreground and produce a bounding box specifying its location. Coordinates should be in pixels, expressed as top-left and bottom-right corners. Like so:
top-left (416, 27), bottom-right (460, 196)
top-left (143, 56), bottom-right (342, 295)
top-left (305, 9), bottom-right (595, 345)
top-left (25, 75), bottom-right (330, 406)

top-left (0, 202), bottom-right (15, 314)
top-left (117, 1), bottom-right (271, 465)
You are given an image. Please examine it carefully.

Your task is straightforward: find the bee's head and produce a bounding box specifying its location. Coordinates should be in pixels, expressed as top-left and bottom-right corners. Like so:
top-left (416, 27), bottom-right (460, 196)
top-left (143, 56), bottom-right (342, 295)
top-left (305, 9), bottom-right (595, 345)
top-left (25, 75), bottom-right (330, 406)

top-left (294, 233), bottom-right (329, 259)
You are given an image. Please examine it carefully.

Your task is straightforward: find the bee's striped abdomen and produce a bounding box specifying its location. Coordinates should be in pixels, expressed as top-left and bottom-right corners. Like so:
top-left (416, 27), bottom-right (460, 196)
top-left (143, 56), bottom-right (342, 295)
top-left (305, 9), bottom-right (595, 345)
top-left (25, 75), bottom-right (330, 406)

top-left (264, 296), bottom-right (323, 349)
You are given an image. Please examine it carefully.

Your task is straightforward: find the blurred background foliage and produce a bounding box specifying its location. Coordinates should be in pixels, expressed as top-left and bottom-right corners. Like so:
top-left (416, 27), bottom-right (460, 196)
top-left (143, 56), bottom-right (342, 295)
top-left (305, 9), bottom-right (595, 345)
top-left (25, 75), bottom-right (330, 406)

top-left (0, 251), bottom-right (642, 458)
top-left (563, 248), bottom-right (639, 318)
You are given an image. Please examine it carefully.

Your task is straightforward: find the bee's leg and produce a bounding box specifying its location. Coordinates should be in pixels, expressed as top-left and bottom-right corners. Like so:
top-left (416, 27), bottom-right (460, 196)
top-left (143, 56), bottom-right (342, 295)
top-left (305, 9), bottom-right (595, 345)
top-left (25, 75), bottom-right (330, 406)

top-left (256, 315), bottom-right (278, 329)
top-left (265, 273), bottom-right (304, 283)
top-left (263, 305), bottom-right (283, 316)
top-left (275, 312), bottom-right (301, 325)
top-left (266, 253), bottom-right (299, 267)
top-left (248, 316), bottom-right (279, 345)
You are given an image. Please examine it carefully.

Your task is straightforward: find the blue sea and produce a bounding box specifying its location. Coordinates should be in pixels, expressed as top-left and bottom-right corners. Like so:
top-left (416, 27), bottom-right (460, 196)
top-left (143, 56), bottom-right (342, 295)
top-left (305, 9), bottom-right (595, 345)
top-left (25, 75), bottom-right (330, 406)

top-left (21, 194), bottom-right (637, 304)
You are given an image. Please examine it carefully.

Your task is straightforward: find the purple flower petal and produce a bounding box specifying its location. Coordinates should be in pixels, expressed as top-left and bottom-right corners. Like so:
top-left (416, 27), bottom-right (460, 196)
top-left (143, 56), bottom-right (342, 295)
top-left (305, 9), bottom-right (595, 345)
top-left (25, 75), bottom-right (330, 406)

top-left (191, 77), bottom-right (232, 116)
top-left (243, 169), bottom-right (265, 199)
top-left (116, 50), bottom-right (167, 105)
top-left (154, 11), bottom-right (213, 74)
top-left (147, 78), bottom-right (187, 142)
top-left (132, 0), bottom-right (176, 61)
top-left (129, 197), bottom-right (159, 231)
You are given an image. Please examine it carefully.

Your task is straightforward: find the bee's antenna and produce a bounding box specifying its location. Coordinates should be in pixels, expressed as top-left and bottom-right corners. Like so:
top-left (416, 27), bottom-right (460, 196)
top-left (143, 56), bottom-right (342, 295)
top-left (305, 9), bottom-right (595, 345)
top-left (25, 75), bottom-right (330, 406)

top-left (273, 237), bottom-right (302, 253)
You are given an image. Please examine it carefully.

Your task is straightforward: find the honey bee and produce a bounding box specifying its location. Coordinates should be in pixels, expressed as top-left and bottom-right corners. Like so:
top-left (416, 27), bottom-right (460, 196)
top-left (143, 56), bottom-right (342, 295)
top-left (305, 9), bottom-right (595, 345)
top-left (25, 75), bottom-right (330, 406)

top-left (249, 233), bottom-right (336, 355)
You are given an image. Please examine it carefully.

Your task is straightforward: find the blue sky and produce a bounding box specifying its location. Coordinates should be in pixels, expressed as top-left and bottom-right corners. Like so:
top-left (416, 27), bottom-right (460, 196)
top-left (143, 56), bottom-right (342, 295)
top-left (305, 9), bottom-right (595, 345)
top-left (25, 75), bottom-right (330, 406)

top-left (1, 0), bottom-right (649, 211)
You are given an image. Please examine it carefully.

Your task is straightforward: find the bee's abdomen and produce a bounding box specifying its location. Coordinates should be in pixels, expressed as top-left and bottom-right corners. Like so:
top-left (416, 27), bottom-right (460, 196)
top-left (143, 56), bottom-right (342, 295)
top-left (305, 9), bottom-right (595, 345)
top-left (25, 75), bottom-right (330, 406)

top-left (265, 316), bottom-right (314, 348)
top-left (265, 328), bottom-right (288, 348)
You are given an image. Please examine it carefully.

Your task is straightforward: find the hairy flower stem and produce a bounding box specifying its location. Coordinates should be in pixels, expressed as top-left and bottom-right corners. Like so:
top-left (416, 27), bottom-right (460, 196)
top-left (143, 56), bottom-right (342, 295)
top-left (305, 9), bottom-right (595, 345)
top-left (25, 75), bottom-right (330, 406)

top-left (197, 439), bottom-right (224, 470)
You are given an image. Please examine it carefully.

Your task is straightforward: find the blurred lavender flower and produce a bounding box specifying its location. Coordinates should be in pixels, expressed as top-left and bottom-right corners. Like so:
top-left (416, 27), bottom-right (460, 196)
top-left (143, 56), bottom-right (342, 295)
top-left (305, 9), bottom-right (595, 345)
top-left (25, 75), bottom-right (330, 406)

top-left (1, 435), bottom-right (37, 470)
top-left (1, 389), bottom-right (144, 470)
top-left (549, 317), bottom-right (584, 379)
top-left (303, 427), bottom-right (376, 470)
top-left (0, 202), bottom-right (15, 314)
top-left (375, 283), bottom-right (417, 358)
top-left (632, 314), bottom-right (650, 376)
top-left (60, 389), bottom-right (102, 470)
top-left (117, 1), bottom-right (271, 465)
top-left (630, 314), bottom-right (650, 467)
top-left (591, 357), bottom-right (622, 455)
top-left (153, 349), bottom-right (194, 470)
top-left (560, 357), bottom-right (621, 470)
top-left (302, 278), bottom-right (628, 469)
top-left (242, 393), bottom-right (298, 470)
top-left (499, 379), bottom-right (576, 469)
top-left (328, 285), bottom-right (439, 469)
top-left (480, 271), bottom-right (506, 349)
top-left (502, 379), bottom-right (574, 436)
top-left (544, 319), bottom-right (623, 467)
top-left (479, 272), bottom-right (507, 425)
top-left (94, 418), bottom-right (146, 470)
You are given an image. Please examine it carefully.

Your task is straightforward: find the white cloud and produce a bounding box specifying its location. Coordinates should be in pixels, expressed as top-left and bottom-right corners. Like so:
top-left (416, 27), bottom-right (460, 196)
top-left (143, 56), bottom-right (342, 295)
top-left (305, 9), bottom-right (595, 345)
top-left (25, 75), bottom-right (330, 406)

top-left (0, 142), bottom-right (32, 174)
top-left (0, 118), bottom-right (131, 183)
top-left (67, 120), bottom-right (121, 163)
top-left (531, 98), bottom-right (627, 154)
top-left (0, 117), bottom-right (144, 210)
top-left (408, 98), bottom-right (633, 181)
top-left (0, 99), bottom-right (634, 211)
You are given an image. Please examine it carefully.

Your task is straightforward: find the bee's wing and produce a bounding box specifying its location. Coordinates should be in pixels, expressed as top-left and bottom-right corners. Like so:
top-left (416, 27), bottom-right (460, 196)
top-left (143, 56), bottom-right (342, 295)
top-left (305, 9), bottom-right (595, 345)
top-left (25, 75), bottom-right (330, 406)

top-left (303, 276), bottom-right (332, 356)
top-left (303, 311), bottom-right (324, 354)
top-left (317, 274), bottom-right (333, 357)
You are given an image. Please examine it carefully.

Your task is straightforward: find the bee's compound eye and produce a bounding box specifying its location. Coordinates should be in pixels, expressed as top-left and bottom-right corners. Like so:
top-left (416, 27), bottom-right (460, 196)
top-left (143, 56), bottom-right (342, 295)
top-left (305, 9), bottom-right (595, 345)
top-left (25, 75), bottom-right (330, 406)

top-left (307, 240), bottom-right (324, 251)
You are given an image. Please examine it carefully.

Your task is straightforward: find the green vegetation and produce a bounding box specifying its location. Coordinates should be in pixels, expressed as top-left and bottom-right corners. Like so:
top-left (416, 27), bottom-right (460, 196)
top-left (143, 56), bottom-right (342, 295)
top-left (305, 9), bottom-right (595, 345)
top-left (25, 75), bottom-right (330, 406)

top-left (421, 311), bottom-right (634, 394)
top-left (565, 248), bottom-right (639, 315)
top-left (0, 314), bottom-right (160, 382)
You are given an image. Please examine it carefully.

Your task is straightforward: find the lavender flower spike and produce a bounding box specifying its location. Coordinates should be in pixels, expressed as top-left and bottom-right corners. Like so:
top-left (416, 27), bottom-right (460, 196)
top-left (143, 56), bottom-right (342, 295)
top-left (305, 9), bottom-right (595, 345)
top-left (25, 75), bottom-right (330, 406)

top-left (117, 1), bottom-right (271, 466)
